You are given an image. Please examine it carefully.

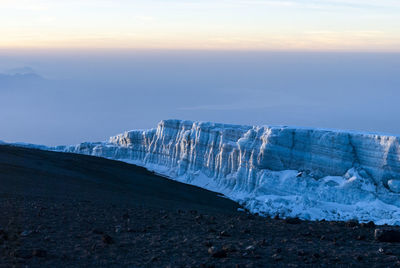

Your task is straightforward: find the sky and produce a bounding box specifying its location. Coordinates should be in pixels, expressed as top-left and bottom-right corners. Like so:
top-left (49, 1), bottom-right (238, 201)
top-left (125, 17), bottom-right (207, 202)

top-left (1, 50), bottom-right (399, 145)
top-left (0, 1), bottom-right (399, 145)
top-left (1, 0), bottom-right (400, 51)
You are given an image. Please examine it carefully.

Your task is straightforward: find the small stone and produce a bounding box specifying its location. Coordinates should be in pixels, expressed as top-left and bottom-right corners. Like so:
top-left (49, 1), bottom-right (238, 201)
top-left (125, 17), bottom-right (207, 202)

top-left (360, 221), bottom-right (375, 228)
top-left (258, 239), bottom-right (267, 246)
top-left (313, 253), bottom-right (320, 258)
top-left (272, 254), bottom-right (282, 261)
top-left (32, 249), bottom-right (47, 258)
top-left (0, 229), bottom-right (8, 241)
top-left (222, 244), bottom-right (237, 252)
top-left (92, 229), bottom-right (103, 235)
top-left (102, 234), bottom-right (114, 244)
top-left (356, 234), bottom-right (366, 240)
top-left (150, 256), bottom-right (159, 262)
top-left (122, 212), bottom-right (130, 220)
top-left (284, 217), bottom-right (301, 224)
top-left (346, 220), bottom-right (359, 227)
top-left (375, 229), bottom-right (400, 243)
top-left (115, 225), bottom-right (122, 233)
top-left (247, 214), bottom-right (255, 220)
top-left (298, 250), bottom-right (308, 256)
top-left (204, 241), bottom-right (213, 247)
top-left (384, 256), bottom-right (398, 262)
top-left (13, 249), bottom-right (32, 259)
top-left (213, 250), bottom-right (227, 258)
top-left (208, 247), bottom-right (227, 258)
top-left (220, 231), bottom-right (230, 237)
top-left (190, 210), bottom-right (198, 215)
top-left (20, 230), bottom-right (33, 237)
top-left (301, 232), bottom-right (312, 237)
top-left (245, 245), bottom-right (255, 251)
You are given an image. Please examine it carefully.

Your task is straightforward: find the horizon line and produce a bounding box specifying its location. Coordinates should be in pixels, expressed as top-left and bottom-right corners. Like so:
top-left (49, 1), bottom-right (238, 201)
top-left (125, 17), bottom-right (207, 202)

top-left (1, 47), bottom-right (400, 54)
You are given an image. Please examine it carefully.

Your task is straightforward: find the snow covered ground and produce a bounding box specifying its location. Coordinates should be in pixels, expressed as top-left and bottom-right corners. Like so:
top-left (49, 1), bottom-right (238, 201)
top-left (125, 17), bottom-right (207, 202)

top-left (7, 119), bottom-right (400, 225)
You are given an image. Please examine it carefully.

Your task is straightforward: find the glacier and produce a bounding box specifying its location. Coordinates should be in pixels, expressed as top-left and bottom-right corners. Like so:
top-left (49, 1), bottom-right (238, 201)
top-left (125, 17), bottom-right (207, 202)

top-left (27, 119), bottom-right (400, 224)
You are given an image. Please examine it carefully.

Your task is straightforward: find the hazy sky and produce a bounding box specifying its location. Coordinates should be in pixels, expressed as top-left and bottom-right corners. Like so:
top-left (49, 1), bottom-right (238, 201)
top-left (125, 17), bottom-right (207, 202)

top-left (0, 1), bottom-right (399, 145)
top-left (1, 50), bottom-right (399, 145)
top-left (1, 0), bottom-right (400, 51)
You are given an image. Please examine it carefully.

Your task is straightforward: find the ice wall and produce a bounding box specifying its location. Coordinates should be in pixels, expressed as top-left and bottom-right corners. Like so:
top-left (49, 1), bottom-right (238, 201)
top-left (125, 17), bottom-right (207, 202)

top-left (57, 119), bottom-right (400, 224)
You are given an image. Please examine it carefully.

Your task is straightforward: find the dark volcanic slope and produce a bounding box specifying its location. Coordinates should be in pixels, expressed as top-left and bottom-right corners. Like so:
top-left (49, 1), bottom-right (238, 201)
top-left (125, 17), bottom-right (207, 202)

top-left (0, 145), bottom-right (239, 212)
top-left (1, 145), bottom-right (400, 267)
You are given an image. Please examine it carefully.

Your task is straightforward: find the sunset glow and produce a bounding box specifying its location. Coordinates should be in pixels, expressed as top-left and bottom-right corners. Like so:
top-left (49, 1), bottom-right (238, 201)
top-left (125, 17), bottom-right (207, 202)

top-left (1, 0), bottom-right (400, 51)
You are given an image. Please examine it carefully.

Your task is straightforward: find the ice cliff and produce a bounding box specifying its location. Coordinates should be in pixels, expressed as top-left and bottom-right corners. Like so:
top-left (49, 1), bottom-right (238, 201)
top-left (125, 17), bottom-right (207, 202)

top-left (54, 119), bottom-right (400, 225)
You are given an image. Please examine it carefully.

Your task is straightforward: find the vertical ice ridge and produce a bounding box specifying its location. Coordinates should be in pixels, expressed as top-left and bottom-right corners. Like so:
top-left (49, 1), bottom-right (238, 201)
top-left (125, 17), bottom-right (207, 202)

top-left (69, 119), bottom-right (400, 190)
top-left (54, 119), bottom-right (400, 224)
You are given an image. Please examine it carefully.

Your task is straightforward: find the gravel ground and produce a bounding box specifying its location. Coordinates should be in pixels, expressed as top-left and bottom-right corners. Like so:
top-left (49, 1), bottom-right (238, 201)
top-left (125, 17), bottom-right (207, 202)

top-left (1, 145), bottom-right (400, 267)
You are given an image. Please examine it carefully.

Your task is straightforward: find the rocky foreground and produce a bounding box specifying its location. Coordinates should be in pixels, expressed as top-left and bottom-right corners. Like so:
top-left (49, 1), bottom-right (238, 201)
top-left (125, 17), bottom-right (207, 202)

top-left (1, 145), bottom-right (400, 267)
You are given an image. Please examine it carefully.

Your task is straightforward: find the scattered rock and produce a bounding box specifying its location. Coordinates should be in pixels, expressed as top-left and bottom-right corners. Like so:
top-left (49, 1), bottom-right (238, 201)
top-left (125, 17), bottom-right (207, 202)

top-left (190, 210), bottom-right (198, 215)
top-left (383, 256), bottom-right (398, 262)
top-left (0, 229), bottom-right (8, 241)
top-left (32, 249), bottom-right (47, 258)
top-left (208, 247), bottom-right (227, 258)
top-left (245, 245), bottom-right (256, 251)
top-left (92, 229), bottom-right (104, 235)
top-left (272, 253), bottom-right (282, 261)
top-left (360, 221), bottom-right (375, 228)
top-left (284, 217), bottom-right (301, 224)
top-left (298, 250), bottom-right (308, 256)
top-left (301, 232), bottom-right (312, 237)
top-left (204, 241), bottom-right (213, 247)
top-left (222, 244), bottom-right (237, 252)
top-left (258, 239), bottom-right (267, 246)
top-left (13, 249), bottom-right (32, 259)
top-left (150, 255), bottom-right (159, 262)
top-left (356, 234), bottom-right (366, 240)
top-left (101, 234), bottom-right (114, 244)
top-left (122, 212), bottom-right (130, 220)
top-left (220, 231), bottom-right (230, 237)
top-left (345, 220), bottom-right (358, 227)
top-left (115, 225), bottom-right (122, 233)
top-left (374, 229), bottom-right (400, 243)
top-left (247, 214), bottom-right (255, 220)
top-left (20, 230), bottom-right (33, 237)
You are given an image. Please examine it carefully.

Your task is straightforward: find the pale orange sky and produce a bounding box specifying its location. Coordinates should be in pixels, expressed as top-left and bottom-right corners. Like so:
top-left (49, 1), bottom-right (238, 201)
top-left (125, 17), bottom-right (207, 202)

top-left (1, 0), bottom-right (400, 51)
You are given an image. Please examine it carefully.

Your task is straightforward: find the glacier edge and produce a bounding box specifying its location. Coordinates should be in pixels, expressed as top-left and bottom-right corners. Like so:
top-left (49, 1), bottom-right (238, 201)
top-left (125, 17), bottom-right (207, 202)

top-left (51, 119), bottom-right (400, 225)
